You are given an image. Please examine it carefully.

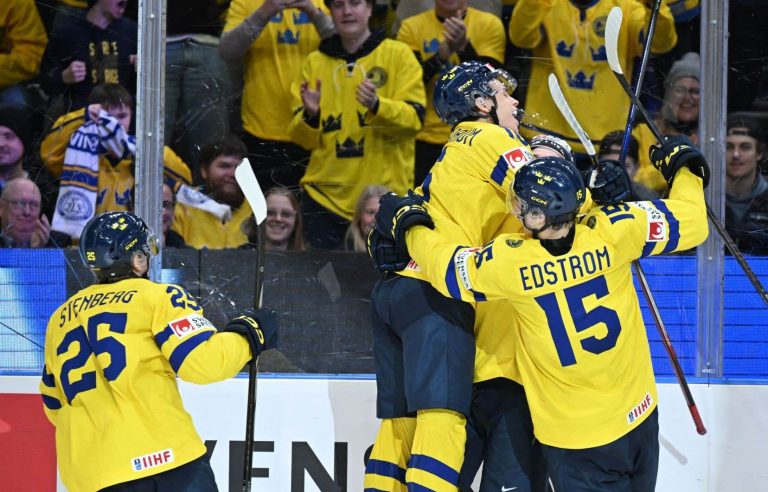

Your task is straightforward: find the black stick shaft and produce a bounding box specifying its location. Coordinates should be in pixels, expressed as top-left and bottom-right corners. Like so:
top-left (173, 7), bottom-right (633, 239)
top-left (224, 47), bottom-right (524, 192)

top-left (619, 0), bottom-right (662, 164)
top-left (613, 70), bottom-right (768, 305)
top-left (633, 262), bottom-right (707, 435)
top-left (242, 222), bottom-right (266, 491)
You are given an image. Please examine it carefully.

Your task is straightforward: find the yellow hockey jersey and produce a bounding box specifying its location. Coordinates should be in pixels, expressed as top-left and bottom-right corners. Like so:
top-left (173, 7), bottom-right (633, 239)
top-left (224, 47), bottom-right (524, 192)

top-left (40, 108), bottom-right (193, 213)
top-left (224, 0), bottom-right (327, 142)
top-left (0, 0), bottom-right (47, 88)
top-left (289, 32), bottom-right (425, 220)
top-left (399, 120), bottom-right (535, 383)
top-left (397, 7), bottom-right (506, 144)
top-left (39, 277), bottom-right (251, 492)
top-left (508, 0), bottom-right (676, 153)
top-left (172, 199), bottom-right (253, 249)
top-left (406, 168), bottom-right (708, 448)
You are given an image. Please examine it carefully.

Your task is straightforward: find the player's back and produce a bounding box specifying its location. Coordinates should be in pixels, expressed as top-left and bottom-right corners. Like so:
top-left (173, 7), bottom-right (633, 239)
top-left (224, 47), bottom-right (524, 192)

top-left (401, 120), bottom-right (533, 300)
top-left (41, 278), bottom-right (211, 491)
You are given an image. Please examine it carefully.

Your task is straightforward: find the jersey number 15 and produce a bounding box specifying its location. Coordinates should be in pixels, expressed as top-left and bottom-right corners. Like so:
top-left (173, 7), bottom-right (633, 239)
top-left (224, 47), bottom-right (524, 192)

top-left (535, 275), bottom-right (622, 367)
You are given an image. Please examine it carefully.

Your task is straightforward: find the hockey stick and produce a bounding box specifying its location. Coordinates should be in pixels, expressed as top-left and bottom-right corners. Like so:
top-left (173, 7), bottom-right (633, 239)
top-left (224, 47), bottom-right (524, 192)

top-left (234, 158), bottom-right (268, 492)
top-left (548, 73), bottom-right (707, 435)
top-left (617, 0), bottom-right (662, 165)
top-left (606, 7), bottom-right (768, 306)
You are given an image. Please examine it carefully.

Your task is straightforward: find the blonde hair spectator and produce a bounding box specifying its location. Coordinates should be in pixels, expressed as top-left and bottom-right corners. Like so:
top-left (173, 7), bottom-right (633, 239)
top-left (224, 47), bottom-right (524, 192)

top-left (345, 184), bottom-right (390, 252)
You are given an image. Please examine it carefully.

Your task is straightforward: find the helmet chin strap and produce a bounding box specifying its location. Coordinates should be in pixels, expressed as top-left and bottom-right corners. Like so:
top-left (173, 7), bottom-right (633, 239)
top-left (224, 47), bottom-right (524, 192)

top-left (487, 95), bottom-right (500, 125)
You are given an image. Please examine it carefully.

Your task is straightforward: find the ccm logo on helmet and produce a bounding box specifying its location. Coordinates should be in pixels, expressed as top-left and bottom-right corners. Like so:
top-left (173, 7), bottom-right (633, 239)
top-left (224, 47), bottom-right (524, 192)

top-left (168, 314), bottom-right (213, 338)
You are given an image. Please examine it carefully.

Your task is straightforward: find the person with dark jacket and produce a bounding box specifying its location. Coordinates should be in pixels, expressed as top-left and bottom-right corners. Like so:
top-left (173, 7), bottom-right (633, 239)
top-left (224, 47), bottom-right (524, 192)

top-left (39, 0), bottom-right (137, 118)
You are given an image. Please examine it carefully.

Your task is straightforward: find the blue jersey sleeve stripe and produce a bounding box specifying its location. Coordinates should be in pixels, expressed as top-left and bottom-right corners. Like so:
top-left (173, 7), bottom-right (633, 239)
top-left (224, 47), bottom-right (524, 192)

top-left (422, 172), bottom-right (433, 202)
top-left (473, 291), bottom-right (487, 302)
top-left (41, 365), bottom-right (56, 387)
top-left (169, 331), bottom-right (214, 373)
top-left (364, 459), bottom-right (406, 484)
top-left (641, 241), bottom-right (655, 258)
top-left (445, 246), bottom-right (466, 300)
top-left (154, 326), bottom-right (174, 347)
top-left (42, 394), bottom-right (62, 410)
top-left (652, 199), bottom-right (681, 253)
top-left (491, 155), bottom-right (507, 185)
top-left (407, 454), bottom-right (459, 486)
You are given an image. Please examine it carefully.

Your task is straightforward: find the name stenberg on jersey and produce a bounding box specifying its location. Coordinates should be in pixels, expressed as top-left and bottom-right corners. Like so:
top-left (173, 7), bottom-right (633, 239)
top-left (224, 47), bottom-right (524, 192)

top-left (58, 290), bottom-right (137, 326)
top-left (519, 246), bottom-right (611, 291)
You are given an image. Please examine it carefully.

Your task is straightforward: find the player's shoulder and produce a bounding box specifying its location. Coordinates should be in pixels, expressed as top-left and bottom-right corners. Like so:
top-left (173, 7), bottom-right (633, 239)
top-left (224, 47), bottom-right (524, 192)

top-left (584, 199), bottom-right (664, 241)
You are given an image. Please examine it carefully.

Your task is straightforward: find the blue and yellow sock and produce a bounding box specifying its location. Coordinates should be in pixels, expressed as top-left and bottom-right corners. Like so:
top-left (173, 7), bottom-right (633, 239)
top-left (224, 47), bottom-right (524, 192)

top-left (406, 409), bottom-right (466, 491)
top-left (364, 417), bottom-right (417, 492)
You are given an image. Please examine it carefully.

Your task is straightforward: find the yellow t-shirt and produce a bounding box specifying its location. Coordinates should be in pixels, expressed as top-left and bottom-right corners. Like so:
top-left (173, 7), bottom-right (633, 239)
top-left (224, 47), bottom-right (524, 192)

top-left (173, 199), bottom-right (253, 249)
top-left (224, 0), bottom-right (327, 142)
top-left (397, 7), bottom-right (506, 144)
top-left (508, 0), bottom-right (677, 153)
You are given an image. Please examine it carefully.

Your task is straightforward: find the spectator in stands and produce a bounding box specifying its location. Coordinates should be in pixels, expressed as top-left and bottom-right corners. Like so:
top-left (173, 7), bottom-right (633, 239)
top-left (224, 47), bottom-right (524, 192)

top-left (635, 51), bottom-right (700, 193)
top-left (599, 130), bottom-right (659, 200)
top-left (0, 104), bottom-right (58, 218)
top-left (397, 0), bottom-right (506, 184)
top-left (508, 0), bottom-right (677, 171)
top-left (289, 0), bottom-right (425, 249)
top-left (172, 135), bottom-right (253, 249)
top-left (344, 184), bottom-right (389, 252)
top-left (0, 177), bottom-right (71, 248)
top-left (44, 84), bottom-right (204, 240)
top-left (39, 0), bottom-right (137, 122)
top-left (161, 182), bottom-right (187, 248)
top-left (0, 0), bottom-right (47, 109)
top-left (242, 186), bottom-right (308, 251)
top-left (220, 0), bottom-right (334, 192)
top-left (164, 0), bottom-right (233, 182)
top-left (725, 115), bottom-right (768, 255)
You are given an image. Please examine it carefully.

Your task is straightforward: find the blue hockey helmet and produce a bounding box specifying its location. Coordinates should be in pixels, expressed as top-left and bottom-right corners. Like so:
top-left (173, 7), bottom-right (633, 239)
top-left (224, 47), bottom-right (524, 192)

top-left (507, 156), bottom-right (586, 233)
top-left (79, 211), bottom-right (158, 282)
top-left (433, 61), bottom-right (517, 127)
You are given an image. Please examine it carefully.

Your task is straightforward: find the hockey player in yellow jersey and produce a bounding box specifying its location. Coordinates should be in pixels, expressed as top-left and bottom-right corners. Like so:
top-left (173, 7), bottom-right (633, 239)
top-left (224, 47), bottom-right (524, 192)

top-left (365, 61), bottom-right (545, 492)
top-left (39, 211), bottom-right (278, 492)
top-left (289, 0), bottom-right (426, 249)
top-left (382, 139), bottom-right (709, 490)
top-left (508, 0), bottom-right (677, 165)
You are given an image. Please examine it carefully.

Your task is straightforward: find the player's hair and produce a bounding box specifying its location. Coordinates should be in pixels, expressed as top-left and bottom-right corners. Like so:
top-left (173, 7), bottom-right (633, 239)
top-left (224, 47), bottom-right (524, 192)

top-left (344, 184), bottom-right (390, 252)
top-left (87, 83), bottom-right (134, 110)
top-left (200, 134), bottom-right (248, 169)
top-left (79, 211), bottom-right (157, 283)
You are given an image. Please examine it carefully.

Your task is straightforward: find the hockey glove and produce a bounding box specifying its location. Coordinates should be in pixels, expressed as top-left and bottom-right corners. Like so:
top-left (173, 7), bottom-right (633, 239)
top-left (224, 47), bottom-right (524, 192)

top-left (649, 135), bottom-right (710, 188)
top-left (586, 159), bottom-right (633, 205)
top-left (375, 191), bottom-right (435, 248)
top-left (367, 228), bottom-right (411, 273)
top-left (530, 134), bottom-right (574, 163)
top-left (221, 308), bottom-right (278, 359)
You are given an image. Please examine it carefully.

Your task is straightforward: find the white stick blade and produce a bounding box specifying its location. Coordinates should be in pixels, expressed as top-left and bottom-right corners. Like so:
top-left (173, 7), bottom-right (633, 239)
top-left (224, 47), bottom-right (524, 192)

top-left (235, 158), bottom-right (268, 224)
top-left (547, 74), bottom-right (596, 156)
top-left (605, 7), bottom-right (624, 75)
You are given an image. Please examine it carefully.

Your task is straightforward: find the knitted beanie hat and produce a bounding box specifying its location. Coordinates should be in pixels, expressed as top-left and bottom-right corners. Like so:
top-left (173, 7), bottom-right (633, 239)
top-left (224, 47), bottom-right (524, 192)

top-left (666, 52), bottom-right (700, 88)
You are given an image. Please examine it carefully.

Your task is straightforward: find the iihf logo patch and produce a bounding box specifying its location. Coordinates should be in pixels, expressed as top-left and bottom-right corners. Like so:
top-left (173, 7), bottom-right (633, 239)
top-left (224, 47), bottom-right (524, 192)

top-left (627, 393), bottom-right (654, 424)
top-left (131, 449), bottom-right (174, 472)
